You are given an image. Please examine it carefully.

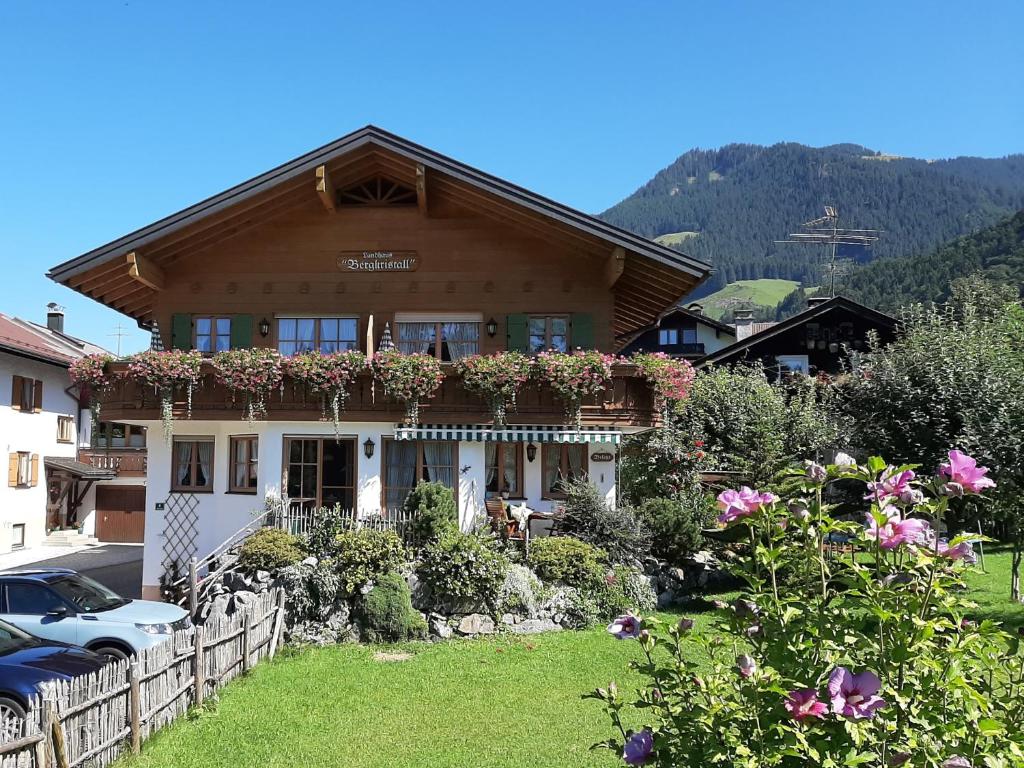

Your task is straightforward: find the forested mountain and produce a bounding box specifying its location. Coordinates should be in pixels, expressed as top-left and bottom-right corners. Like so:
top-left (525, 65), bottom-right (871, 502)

top-left (838, 210), bottom-right (1024, 312)
top-left (599, 143), bottom-right (1024, 298)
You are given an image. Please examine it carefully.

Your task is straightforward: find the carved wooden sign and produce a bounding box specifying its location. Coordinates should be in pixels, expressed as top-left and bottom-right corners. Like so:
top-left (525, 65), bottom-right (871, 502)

top-left (590, 451), bottom-right (615, 463)
top-left (338, 250), bottom-right (419, 272)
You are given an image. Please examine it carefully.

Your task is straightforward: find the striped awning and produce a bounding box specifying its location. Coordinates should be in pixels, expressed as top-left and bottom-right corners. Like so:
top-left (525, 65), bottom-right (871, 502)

top-left (393, 424), bottom-right (622, 444)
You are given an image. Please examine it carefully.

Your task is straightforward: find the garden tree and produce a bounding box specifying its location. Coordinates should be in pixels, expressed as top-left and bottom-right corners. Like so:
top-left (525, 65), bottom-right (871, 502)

top-left (622, 363), bottom-right (848, 493)
top-left (842, 276), bottom-right (1024, 599)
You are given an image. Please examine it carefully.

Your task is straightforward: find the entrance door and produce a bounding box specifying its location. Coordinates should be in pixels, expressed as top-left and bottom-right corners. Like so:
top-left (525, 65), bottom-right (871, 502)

top-left (95, 486), bottom-right (146, 543)
top-left (285, 438), bottom-right (356, 511)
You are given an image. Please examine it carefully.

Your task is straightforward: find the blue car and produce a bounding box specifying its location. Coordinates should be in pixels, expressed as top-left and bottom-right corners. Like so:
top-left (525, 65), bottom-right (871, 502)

top-left (0, 569), bottom-right (190, 661)
top-left (0, 618), bottom-right (108, 740)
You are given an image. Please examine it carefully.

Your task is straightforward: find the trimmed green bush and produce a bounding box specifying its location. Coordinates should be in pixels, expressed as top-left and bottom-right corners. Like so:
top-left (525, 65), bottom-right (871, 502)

top-left (558, 478), bottom-right (651, 565)
top-left (331, 529), bottom-right (406, 595)
top-left (403, 481), bottom-right (458, 545)
top-left (237, 528), bottom-right (304, 573)
top-left (360, 571), bottom-right (427, 643)
top-left (527, 536), bottom-right (606, 589)
top-left (636, 495), bottom-right (712, 565)
top-left (418, 530), bottom-right (508, 612)
top-left (304, 505), bottom-right (357, 559)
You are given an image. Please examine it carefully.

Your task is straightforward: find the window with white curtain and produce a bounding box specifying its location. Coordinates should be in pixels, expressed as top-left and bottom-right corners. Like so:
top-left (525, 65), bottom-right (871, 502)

top-left (277, 317), bottom-right (359, 356)
top-left (542, 443), bottom-right (588, 499)
top-left (172, 438), bottom-right (214, 492)
top-left (394, 313), bottom-right (481, 360)
top-left (486, 443), bottom-right (522, 497)
top-left (383, 440), bottom-right (458, 509)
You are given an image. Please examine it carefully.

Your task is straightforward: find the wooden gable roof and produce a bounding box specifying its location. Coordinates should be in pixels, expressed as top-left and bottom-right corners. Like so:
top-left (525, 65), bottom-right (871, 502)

top-left (48, 126), bottom-right (711, 335)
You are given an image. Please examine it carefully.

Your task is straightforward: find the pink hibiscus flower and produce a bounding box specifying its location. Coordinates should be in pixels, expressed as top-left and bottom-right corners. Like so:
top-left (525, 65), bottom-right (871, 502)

top-left (784, 688), bottom-right (829, 721)
top-left (866, 507), bottom-right (931, 550)
top-left (939, 450), bottom-right (996, 494)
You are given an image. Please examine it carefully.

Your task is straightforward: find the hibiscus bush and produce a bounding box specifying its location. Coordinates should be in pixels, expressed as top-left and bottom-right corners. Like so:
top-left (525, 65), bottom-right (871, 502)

top-left (213, 348), bottom-right (284, 423)
top-left (454, 351), bottom-right (533, 425)
top-left (590, 450), bottom-right (1024, 767)
top-left (369, 350), bottom-right (445, 423)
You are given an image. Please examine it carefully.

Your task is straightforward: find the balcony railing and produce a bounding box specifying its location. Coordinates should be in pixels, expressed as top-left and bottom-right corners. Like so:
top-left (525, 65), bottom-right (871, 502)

top-left (92, 362), bottom-right (661, 428)
top-left (78, 448), bottom-right (148, 478)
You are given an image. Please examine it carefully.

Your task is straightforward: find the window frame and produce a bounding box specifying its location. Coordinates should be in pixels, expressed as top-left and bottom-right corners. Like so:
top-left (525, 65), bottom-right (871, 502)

top-left (527, 315), bottom-right (570, 354)
top-left (170, 437), bottom-right (215, 493)
top-left (11, 375), bottom-right (41, 412)
top-left (393, 314), bottom-right (481, 361)
top-left (485, 443), bottom-right (524, 498)
top-left (11, 524), bottom-right (25, 550)
top-left (282, 436), bottom-right (358, 510)
top-left (193, 316), bottom-right (233, 355)
top-left (541, 443), bottom-right (589, 500)
top-left (775, 354), bottom-right (810, 375)
top-left (276, 316), bottom-right (360, 356)
top-left (381, 439), bottom-right (459, 509)
top-left (56, 415), bottom-right (74, 444)
top-left (658, 328), bottom-right (679, 346)
top-left (16, 452), bottom-right (31, 487)
top-left (228, 435), bottom-right (259, 494)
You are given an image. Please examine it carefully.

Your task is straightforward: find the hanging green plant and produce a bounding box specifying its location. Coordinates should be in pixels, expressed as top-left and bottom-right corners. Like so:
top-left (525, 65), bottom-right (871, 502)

top-left (284, 350), bottom-right (367, 435)
top-left (126, 350), bottom-right (203, 442)
top-left (631, 352), bottom-right (696, 415)
top-left (369, 350), bottom-right (445, 424)
top-left (212, 348), bottom-right (284, 424)
top-left (454, 352), bottom-right (532, 425)
top-left (68, 353), bottom-right (116, 429)
top-left (533, 350), bottom-right (617, 429)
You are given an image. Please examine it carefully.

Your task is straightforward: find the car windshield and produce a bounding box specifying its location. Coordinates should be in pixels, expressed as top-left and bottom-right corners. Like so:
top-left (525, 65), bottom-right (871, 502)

top-left (0, 619), bottom-right (34, 654)
top-left (49, 575), bottom-right (129, 613)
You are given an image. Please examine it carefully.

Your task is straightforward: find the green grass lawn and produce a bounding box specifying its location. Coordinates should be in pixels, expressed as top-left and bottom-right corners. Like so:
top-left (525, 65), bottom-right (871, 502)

top-left (700, 278), bottom-right (801, 319)
top-left (118, 554), bottom-right (1021, 768)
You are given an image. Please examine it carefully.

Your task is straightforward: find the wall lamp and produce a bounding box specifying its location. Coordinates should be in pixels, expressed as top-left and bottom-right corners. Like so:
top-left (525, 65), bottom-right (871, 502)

top-left (363, 438), bottom-right (376, 459)
top-left (258, 318), bottom-right (271, 338)
top-left (526, 442), bottom-right (537, 463)
top-left (485, 317), bottom-right (498, 338)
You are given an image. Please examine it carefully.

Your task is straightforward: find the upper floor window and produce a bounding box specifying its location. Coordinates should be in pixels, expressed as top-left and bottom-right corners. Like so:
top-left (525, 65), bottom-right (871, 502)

top-left (10, 375), bottom-right (41, 412)
top-left (7, 452), bottom-right (37, 488)
top-left (195, 316), bottom-right (231, 354)
top-left (57, 415), bottom-right (74, 443)
top-left (278, 317), bottom-right (359, 356)
top-left (658, 328), bottom-right (678, 346)
top-left (395, 314), bottom-right (480, 361)
top-left (529, 316), bottom-right (568, 353)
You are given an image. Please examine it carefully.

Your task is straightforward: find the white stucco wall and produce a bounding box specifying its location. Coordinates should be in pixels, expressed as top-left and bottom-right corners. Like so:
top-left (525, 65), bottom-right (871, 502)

top-left (136, 419), bottom-right (626, 595)
top-left (0, 352), bottom-right (80, 553)
top-left (694, 323), bottom-right (736, 356)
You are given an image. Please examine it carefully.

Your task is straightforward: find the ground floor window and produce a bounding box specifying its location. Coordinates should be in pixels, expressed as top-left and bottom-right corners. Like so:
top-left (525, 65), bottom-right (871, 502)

top-left (11, 523), bottom-right (25, 549)
top-left (172, 438), bottom-right (214, 492)
top-left (485, 443), bottom-right (523, 498)
top-left (285, 437), bottom-right (356, 510)
top-left (382, 440), bottom-right (457, 509)
top-left (229, 436), bottom-right (259, 493)
top-left (542, 443), bottom-right (588, 499)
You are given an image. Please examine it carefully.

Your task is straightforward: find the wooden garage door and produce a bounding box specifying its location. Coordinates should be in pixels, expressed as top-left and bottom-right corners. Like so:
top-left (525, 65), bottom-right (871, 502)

top-left (96, 486), bottom-right (146, 543)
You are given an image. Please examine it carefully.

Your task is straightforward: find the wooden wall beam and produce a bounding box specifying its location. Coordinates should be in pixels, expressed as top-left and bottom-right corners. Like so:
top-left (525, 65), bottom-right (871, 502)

top-left (315, 165), bottom-right (336, 212)
top-left (605, 246), bottom-right (626, 287)
top-left (126, 251), bottom-right (164, 291)
top-left (416, 163), bottom-right (428, 216)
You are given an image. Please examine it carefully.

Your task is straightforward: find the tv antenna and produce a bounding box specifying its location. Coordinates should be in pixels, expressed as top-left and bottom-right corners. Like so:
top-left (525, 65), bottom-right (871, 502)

top-left (108, 323), bottom-right (130, 357)
top-left (775, 206), bottom-right (880, 297)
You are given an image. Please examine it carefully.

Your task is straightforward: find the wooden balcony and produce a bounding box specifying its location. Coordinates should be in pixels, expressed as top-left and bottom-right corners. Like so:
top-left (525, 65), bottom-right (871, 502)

top-left (77, 448), bottom-right (148, 478)
top-left (93, 362), bottom-right (661, 428)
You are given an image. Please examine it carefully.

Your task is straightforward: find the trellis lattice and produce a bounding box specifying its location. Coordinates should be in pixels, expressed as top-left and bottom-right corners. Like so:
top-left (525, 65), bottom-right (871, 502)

top-left (161, 492), bottom-right (200, 576)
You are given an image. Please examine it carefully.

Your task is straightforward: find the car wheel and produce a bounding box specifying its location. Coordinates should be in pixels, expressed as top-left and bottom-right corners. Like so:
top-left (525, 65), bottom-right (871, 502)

top-left (0, 697), bottom-right (27, 741)
top-left (93, 645), bottom-right (131, 663)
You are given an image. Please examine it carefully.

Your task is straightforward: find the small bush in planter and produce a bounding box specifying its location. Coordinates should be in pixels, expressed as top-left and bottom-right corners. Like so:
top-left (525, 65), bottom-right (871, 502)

top-left (636, 495), bottom-right (713, 566)
top-left (331, 529), bottom-right (407, 596)
top-left (558, 478), bottom-right (651, 565)
top-left (237, 528), bottom-right (304, 573)
top-left (527, 536), bottom-right (606, 589)
top-left (360, 571), bottom-right (428, 643)
top-left (403, 481), bottom-right (458, 545)
top-left (418, 530), bottom-right (508, 613)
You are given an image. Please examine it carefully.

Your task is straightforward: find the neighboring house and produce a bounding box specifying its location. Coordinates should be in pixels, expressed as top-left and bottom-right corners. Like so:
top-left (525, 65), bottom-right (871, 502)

top-left (0, 307), bottom-right (146, 554)
top-left (699, 295), bottom-right (896, 376)
top-left (46, 125), bottom-right (713, 600)
top-left (618, 303), bottom-right (737, 359)
top-left (733, 309), bottom-right (779, 341)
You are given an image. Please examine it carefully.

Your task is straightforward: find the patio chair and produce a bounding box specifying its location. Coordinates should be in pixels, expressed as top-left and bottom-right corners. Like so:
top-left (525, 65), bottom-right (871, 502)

top-left (485, 498), bottom-right (525, 542)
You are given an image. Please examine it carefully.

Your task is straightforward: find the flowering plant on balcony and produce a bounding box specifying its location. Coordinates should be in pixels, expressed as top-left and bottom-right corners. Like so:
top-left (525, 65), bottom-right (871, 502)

top-left (69, 353), bottom-right (115, 427)
top-left (370, 350), bottom-right (444, 423)
top-left (284, 350), bottom-right (367, 434)
top-left (632, 352), bottom-right (696, 413)
top-left (589, 452), bottom-right (1023, 767)
top-left (533, 350), bottom-right (617, 428)
top-left (454, 352), bottom-right (532, 425)
top-left (213, 348), bottom-right (284, 424)
top-left (126, 349), bottom-right (203, 442)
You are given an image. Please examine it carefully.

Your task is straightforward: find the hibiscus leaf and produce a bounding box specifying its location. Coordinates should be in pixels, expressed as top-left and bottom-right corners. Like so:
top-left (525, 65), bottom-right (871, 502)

top-left (977, 718), bottom-right (1004, 736)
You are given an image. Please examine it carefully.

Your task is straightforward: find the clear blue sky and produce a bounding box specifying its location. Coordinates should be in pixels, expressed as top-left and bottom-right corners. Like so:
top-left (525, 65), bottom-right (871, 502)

top-left (1, 0), bottom-right (1021, 353)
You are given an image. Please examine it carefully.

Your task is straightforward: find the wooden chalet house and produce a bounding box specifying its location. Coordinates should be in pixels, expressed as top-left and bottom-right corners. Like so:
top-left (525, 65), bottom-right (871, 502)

top-left (619, 303), bottom-right (737, 360)
top-left (47, 126), bottom-right (711, 600)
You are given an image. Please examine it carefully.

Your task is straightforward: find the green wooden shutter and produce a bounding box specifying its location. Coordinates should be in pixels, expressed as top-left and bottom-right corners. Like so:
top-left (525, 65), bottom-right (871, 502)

top-left (170, 313), bottom-right (192, 351)
top-left (506, 314), bottom-right (528, 353)
top-left (230, 314), bottom-right (253, 349)
top-left (571, 313), bottom-right (594, 350)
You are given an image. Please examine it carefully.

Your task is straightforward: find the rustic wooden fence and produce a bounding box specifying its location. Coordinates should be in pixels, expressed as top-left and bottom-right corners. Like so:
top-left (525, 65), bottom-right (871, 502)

top-left (0, 588), bottom-right (285, 767)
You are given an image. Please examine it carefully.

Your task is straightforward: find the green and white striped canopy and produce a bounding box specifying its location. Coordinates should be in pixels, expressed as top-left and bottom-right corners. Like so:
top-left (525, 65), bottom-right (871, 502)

top-left (392, 424), bottom-right (622, 444)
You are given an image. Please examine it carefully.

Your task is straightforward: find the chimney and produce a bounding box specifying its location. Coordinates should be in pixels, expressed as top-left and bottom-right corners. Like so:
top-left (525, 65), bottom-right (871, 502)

top-left (687, 302), bottom-right (704, 316)
top-left (733, 308), bottom-right (754, 325)
top-left (46, 303), bottom-right (65, 334)
top-left (806, 296), bottom-right (830, 309)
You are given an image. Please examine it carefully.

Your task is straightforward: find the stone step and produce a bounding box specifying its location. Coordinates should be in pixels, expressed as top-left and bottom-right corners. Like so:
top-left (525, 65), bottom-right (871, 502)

top-left (43, 531), bottom-right (100, 547)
